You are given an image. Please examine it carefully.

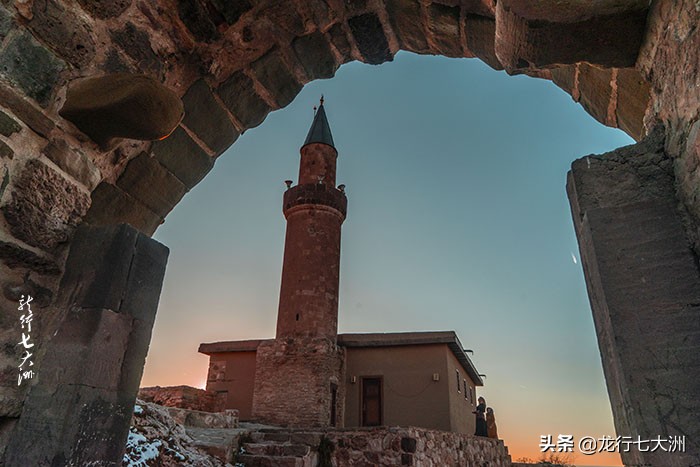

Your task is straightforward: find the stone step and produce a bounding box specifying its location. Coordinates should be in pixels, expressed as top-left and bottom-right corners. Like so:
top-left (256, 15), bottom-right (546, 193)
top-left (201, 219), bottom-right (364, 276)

top-left (236, 454), bottom-right (306, 467)
top-left (256, 431), bottom-right (292, 442)
top-left (243, 442), bottom-right (310, 457)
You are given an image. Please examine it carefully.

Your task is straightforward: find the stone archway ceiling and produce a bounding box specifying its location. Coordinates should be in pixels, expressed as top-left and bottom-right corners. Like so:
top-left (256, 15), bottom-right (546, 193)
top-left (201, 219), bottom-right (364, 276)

top-left (0, 0), bottom-right (655, 276)
top-left (2, 2), bottom-right (700, 464)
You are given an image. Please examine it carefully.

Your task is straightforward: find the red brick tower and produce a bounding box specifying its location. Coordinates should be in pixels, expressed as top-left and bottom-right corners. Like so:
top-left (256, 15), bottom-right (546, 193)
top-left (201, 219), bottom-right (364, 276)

top-left (276, 97), bottom-right (347, 340)
top-left (252, 98), bottom-right (346, 427)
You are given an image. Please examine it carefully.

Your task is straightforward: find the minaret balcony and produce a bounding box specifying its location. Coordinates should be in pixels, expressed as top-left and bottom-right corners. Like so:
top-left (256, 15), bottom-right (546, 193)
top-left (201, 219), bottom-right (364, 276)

top-left (283, 183), bottom-right (347, 218)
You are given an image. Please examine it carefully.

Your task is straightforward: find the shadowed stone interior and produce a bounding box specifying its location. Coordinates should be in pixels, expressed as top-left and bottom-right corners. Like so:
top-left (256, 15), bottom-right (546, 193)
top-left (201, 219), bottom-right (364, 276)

top-left (0, 0), bottom-right (698, 465)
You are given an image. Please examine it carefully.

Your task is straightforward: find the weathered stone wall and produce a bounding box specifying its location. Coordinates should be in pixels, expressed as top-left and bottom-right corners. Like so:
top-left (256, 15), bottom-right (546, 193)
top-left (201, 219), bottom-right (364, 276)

top-left (252, 337), bottom-right (345, 428)
top-left (3, 224), bottom-right (168, 466)
top-left (138, 385), bottom-right (225, 413)
top-left (568, 130), bottom-right (700, 466)
top-left (252, 426), bottom-right (512, 466)
top-left (327, 426), bottom-right (511, 466)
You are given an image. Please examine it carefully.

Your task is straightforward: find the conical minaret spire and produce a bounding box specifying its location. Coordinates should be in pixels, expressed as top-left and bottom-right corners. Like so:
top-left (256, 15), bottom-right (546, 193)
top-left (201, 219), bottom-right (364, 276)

top-left (304, 96), bottom-right (335, 148)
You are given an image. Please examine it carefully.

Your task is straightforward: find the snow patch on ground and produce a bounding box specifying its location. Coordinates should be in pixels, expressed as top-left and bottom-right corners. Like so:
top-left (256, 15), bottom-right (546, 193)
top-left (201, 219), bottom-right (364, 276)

top-left (121, 399), bottom-right (228, 467)
top-left (123, 429), bottom-right (162, 466)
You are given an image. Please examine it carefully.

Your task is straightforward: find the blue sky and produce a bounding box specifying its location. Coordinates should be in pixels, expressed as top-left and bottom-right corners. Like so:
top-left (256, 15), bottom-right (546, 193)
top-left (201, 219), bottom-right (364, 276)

top-left (143, 52), bottom-right (632, 465)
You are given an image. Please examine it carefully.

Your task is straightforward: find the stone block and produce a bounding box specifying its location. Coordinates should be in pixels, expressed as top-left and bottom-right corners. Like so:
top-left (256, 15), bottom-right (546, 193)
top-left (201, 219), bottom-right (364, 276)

top-left (495, 0), bottom-right (649, 71)
top-left (260, 2), bottom-right (305, 36)
top-left (0, 110), bottom-right (20, 137)
top-left (0, 240), bottom-right (60, 274)
top-left (251, 48), bottom-right (302, 108)
top-left (118, 315), bottom-right (158, 396)
top-left (60, 73), bottom-right (183, 146)
top-left (0, 83), bottom-right (55, 137)
top-left (177, 0), bottom-right (219, 42)
top-left (56, 223), bottom-right (136, 311)
top-left (39, 307), bottom-right (134, 390)
top-left (328, 23), bottom-right (353, 61)
top-left (217, 71), bottom-right (271, 129)
top-left (110, 22), bottom-right (163, 76)
top-left (385, 0), bottom-right (429, 54)
top-left (57, 224), bottom-right (168, 323)
top-left (293, 31), bottom-right (338, 80)
top-left (182, 79), bottom-right (239, 155)
top-left (27, 0), bottom-right (96, 68)
top-left (428, 4), bottom-right (461, 57)
top-left (0, 141), bottom-right (11, 159)
top-left (2, 159), bottom-right (90, 251)
top-left (550, 64), bottom-right (576, 95)
top-left (84, 182), bottom-right (162, 235)
top-left (0, 4), bottom-right (13, 41)
top-left (616, 68), bottom-right (650, 141)
top-left (0, 31), bottom-right (65, 106)
top-left (118, 232), bottom-right (170, 325)
top-left (43, 139), bottom-right (101, 190)
top-left (103, 49), bottom-right (131, 73)
top-left (348, 13), bottom-right (393, 65)
top-left (209, 0), bottom-right (252, 24)
top-left (78, 0), bottom-right (131, 19)
top-left (151, 126), bottom-right (214, 188)
top-left (117, 153), bottom-right (186, 218)
top-left (577, 64), bottom-right (612, 125)
top-left (0, 166), bottom-right (7, 197)
top-left (464, 14), bottom-right (503, 70)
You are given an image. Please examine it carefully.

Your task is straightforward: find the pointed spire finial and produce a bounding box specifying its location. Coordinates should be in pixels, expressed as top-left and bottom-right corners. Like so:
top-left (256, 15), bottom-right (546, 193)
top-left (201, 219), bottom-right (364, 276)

top-left (303, 94), bottom-right (334, 149)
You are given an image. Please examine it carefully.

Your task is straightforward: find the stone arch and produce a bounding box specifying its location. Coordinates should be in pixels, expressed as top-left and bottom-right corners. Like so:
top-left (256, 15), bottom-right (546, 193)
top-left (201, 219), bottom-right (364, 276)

top-left (0, 0), bottom-right (698, 466)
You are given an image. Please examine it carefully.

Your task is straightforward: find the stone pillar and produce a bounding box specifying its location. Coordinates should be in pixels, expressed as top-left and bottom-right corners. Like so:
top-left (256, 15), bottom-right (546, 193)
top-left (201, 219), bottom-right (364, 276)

top-left (3, 224), bottom-right (168, 466)
top-left (567, 131), bottom-right (700, 467)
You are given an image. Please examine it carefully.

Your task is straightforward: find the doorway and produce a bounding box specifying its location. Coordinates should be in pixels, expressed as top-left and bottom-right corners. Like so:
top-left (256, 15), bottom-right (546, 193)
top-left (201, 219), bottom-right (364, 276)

top-left (361, 377), bottom-right (382, 426)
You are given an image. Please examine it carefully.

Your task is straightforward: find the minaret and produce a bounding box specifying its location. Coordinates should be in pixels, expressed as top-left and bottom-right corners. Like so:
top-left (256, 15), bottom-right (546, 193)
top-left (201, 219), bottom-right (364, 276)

top-left (252, 98), bottom-right (346, 427)
top-left (276, 97), bottom-right (347, 341)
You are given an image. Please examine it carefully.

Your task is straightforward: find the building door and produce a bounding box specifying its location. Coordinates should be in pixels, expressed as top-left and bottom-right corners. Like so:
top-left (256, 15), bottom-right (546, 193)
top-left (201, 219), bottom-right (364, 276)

top-left (361, 377), bottom-right (382, 426)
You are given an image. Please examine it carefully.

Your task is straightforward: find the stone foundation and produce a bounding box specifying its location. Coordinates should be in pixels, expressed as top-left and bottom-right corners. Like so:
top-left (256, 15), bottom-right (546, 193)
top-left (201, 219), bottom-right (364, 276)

top-left (252, 338), bottom-right (344, 428)
top-left (328, 427), bottom-right (510, 466)
top-left (243, 426), bottom-right (511, 467)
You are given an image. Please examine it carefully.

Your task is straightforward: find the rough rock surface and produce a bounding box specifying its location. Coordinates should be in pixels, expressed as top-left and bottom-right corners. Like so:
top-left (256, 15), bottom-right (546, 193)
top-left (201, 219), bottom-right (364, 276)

top-left (138, 385), bottom-right (226, 413)
top-left (123, 399), bottom-right (229, 467)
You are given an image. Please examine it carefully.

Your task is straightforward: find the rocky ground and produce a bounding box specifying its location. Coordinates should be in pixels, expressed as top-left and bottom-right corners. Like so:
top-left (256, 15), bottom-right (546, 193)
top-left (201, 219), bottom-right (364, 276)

top-left (122, 399), bottom-right (241, 467)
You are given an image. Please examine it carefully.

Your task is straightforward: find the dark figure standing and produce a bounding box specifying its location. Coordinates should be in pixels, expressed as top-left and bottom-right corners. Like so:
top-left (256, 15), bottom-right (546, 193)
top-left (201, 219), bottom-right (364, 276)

top-left (473, 396), bottom-right (488, 436)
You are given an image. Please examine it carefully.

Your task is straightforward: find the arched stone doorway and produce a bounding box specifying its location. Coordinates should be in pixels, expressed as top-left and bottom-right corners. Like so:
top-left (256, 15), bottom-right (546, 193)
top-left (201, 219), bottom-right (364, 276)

top-left (0, 1), bottom-right (697, 465)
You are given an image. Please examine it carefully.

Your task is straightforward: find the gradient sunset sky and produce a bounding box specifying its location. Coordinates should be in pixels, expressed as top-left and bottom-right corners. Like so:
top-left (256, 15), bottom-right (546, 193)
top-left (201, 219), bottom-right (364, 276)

top-left (141, 52), bottom-right (633, 466)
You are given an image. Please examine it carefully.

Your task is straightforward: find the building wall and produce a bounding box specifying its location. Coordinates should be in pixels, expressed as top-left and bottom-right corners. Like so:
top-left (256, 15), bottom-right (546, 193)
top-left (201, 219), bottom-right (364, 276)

top-left (445, 345), bottom-right (477, 434)
top-left (325, 426), bottom-right (511, 466)
top-left (344, 344), bottom-right (453, 431)
top-left (252, 338), bottom-right (345, 427)
top-left (204, 351), bottom-right (257, 420)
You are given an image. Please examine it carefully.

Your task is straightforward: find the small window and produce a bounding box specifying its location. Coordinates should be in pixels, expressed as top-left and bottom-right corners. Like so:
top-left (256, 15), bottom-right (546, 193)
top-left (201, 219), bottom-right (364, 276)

top-left (456, 370), bottom-right (460, 392)
top-left (470, 387), bottom-right (474, 404)
top-left (463, 379), bottom-right (467, 400)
